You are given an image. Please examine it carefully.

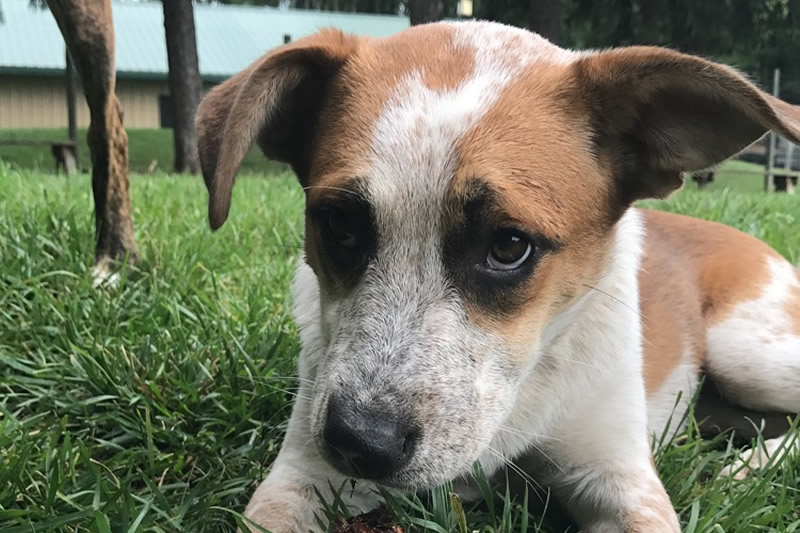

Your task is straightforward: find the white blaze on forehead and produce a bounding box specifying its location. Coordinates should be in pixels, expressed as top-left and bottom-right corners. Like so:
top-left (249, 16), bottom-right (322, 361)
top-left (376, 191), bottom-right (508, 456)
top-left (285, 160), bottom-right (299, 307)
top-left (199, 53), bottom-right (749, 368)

top-left (367, 21), bottom-right (575, 214)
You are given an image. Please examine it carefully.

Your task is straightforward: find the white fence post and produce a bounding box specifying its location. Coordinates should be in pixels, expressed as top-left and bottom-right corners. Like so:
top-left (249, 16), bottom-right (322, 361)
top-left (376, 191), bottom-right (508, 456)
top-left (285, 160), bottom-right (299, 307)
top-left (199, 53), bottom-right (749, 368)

top-left (764, 68), bottom-right (780, 192)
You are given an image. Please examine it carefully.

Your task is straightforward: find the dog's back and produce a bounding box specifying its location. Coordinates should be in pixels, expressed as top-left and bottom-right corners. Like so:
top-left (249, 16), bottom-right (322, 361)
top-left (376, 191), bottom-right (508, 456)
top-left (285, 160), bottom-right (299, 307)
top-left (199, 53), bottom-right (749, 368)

top-left (639, 209), bottom-right (799, 440)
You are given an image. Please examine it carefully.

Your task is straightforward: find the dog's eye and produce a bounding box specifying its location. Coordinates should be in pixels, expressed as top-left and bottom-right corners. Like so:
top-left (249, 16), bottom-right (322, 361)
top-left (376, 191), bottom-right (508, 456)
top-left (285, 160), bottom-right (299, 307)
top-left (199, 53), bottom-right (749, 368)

top-left (486, 229), bottom-right (532, 270)
top-left (326, 208), bottom-right (358, 249)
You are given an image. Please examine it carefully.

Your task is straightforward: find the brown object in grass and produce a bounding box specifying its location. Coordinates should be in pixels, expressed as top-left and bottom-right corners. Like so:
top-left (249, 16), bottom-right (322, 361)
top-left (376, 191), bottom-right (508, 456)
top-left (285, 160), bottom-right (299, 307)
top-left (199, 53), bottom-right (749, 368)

top-left (332, 507), bottom-right (405, 533)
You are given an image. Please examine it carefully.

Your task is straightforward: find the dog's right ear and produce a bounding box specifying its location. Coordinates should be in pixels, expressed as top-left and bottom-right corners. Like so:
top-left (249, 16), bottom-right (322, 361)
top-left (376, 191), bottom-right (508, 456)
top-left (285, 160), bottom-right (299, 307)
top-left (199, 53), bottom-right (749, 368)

top-left (196, 29), bottom-right (359, 230)
top-left (570, 47), bottom-right (800, 204)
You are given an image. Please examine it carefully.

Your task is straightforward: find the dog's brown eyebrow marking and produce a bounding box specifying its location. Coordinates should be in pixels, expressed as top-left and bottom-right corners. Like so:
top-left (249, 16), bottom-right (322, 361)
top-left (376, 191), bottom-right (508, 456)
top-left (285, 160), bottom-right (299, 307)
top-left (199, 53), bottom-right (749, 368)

top-left (304, 178), bottom-right (370, 209)
top-left (450, 178), bottom-right (563, 250)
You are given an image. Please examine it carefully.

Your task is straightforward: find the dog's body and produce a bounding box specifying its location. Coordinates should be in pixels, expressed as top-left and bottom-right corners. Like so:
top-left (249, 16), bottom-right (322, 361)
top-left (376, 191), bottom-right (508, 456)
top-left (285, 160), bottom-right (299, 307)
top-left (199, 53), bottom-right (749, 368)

top-left (195, 21), bottom-right (800, 532)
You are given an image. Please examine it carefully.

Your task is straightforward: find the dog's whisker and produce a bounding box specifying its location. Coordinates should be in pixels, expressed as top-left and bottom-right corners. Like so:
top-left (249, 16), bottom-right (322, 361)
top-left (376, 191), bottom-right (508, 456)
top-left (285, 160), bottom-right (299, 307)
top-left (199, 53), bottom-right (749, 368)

top-left (496, 425), bottom-right (565, 443)
top-left (263, 386), bottom-right (314, 402)
top-left (540, 352), bottom-right (603, 371)
top-left (581, 283), bottom-right (638, 315)
top-left (486, 446), bottom-right (547, 495)
top-left (526, 442), bottom-right (564, 474)
top-left (256, 244), bottom-right (304, 251)
top-left (302, 184), bottom-right (366, 200)
top-left (491, 430), bottom-right (564, 473)
top-left (263, 375), bottom-right (316, 385)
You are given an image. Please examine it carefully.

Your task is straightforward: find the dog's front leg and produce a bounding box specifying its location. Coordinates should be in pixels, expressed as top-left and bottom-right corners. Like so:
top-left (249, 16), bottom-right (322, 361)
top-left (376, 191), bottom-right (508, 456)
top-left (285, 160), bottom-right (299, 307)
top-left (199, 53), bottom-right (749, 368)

top-left (241, 393), bottom-right (379, 533)
top-left (551, 459), bottom-right (679, 533)
top-left (544, 409), bottom-right (680, 533)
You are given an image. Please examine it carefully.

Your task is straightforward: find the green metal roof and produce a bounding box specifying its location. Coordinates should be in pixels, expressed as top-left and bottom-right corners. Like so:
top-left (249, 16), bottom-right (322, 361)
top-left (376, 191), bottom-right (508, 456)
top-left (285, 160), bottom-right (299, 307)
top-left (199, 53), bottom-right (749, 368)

top-left (0, 0), bottom-right (409, 82)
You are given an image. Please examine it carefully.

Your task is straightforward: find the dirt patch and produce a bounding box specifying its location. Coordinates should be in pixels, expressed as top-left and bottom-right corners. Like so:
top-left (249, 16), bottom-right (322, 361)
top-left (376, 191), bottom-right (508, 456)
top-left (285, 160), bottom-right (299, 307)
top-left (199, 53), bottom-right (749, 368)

top-left (332, 507), bottom-right (405, 533)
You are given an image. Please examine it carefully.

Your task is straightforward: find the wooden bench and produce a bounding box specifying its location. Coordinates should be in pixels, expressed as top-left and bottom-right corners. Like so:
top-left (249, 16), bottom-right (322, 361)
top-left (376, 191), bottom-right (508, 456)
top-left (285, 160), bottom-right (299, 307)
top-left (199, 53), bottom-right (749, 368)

top-left (690, 169), bottom-right (715, 189)
top-left (0, 139), bottom-right (78, 175)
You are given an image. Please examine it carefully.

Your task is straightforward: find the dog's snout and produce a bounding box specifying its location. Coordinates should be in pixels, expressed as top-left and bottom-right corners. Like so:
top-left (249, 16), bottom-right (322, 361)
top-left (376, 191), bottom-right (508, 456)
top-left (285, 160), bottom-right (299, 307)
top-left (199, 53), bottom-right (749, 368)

top-left (322, 395), bottom-right (418, 480)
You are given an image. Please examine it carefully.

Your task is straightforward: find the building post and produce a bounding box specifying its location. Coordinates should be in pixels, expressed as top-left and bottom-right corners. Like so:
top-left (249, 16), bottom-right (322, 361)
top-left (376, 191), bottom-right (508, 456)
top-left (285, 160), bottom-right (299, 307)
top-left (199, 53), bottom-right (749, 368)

top-left (65, 49), bottom-right (79, 169)
top-left (764, 67), bottom-right (780, 192)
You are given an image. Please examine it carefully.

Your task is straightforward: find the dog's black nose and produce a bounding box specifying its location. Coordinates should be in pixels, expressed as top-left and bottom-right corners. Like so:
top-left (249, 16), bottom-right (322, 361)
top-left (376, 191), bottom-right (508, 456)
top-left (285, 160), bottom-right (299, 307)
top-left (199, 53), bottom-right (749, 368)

top-left (323, 395), bottom-right (418, 480)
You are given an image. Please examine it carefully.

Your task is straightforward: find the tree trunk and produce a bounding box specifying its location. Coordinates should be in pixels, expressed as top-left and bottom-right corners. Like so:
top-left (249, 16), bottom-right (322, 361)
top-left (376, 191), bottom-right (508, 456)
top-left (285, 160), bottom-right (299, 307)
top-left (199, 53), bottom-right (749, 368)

top-left (408, 0), bottom-right (444, 24)
top-left (528, 0), bottom-right (561, 43)
top-left (611, 0), bottom-right (632, 46)
top-left (162, 0), bottom-right (202, 174)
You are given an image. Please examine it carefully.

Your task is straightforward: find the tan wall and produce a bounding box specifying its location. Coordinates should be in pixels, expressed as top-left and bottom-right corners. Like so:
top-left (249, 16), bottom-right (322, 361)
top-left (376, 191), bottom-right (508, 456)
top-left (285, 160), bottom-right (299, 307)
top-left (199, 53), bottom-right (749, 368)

top-left (0, 75), bottom-right (169, 129)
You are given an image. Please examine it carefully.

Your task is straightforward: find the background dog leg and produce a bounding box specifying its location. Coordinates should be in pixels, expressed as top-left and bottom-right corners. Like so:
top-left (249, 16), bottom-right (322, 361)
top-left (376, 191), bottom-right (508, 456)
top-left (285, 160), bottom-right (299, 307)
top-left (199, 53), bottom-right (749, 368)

top-left (46, 0), bottom-right (139, 288)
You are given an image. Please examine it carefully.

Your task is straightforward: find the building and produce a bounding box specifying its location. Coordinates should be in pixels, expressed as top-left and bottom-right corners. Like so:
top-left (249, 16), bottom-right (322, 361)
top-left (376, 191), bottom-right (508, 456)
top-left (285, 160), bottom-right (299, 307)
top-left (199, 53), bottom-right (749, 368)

top-left (0, 1), bottom-right (409, 129)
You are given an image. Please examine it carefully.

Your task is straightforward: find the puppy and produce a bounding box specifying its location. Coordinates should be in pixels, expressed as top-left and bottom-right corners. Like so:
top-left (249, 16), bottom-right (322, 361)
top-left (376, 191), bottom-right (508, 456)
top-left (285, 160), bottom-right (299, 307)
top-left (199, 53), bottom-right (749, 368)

top-left (195, 21), bottom-right (800, 533)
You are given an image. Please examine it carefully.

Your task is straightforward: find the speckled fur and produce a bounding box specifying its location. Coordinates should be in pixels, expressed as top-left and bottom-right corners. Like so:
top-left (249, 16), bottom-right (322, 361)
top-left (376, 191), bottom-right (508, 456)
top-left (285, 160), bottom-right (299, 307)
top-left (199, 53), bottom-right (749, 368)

top-left (194, 20), bottom-right (800, 533)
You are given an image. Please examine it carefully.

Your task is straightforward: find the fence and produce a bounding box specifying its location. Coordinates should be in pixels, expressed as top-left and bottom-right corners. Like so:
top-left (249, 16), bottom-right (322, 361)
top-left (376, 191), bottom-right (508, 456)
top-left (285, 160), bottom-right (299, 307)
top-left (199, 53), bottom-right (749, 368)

top-left (719, 68), bottom-right (799, 193)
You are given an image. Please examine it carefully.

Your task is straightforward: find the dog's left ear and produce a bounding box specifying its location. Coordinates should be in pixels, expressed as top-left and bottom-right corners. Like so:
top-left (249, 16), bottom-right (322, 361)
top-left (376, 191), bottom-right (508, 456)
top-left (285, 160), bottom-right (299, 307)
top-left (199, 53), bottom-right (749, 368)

top-left (571, 47), bottom-right (800, 202)
top-left (195, 29), bottom-right (359, 230)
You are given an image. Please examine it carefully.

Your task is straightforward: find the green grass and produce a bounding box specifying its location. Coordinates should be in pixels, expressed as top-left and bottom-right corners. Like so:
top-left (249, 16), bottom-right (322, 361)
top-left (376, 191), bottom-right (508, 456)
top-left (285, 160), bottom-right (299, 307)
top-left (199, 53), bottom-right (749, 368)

top-left (1, 160), bottom-right (798, 532)
top-left (0, 128), bottom-right (770, 191)
top-left (0, 129), bottom-right (287, 175)
top-left (705, 160), bottom-right (768, 194)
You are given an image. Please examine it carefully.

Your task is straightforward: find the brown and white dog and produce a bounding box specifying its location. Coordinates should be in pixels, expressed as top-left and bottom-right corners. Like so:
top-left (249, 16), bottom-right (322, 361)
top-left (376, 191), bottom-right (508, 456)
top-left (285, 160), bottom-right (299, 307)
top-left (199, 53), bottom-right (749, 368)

top-left (195, 21), bottom-right (800, 533)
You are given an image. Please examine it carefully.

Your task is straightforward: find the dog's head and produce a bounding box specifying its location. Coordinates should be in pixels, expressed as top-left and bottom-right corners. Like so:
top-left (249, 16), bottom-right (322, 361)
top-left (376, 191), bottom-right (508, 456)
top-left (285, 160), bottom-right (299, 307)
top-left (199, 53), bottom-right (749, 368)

top-left (196, 21), bottom-right (800, 489)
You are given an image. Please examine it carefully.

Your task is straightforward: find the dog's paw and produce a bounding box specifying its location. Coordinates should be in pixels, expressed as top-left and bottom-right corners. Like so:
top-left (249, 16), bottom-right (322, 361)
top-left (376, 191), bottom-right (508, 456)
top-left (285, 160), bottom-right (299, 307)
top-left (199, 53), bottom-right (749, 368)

top-left (90, 259), bottom-right (121, 289)
top-left (719, 436), bottom-right (797, 480)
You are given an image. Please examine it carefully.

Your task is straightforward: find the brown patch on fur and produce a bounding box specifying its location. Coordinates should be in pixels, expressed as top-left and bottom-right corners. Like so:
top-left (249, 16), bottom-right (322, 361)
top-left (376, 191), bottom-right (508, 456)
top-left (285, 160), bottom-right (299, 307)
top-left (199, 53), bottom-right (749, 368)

top-left (451, 63), bottom-right (617, 342)
top-left (297, 25), bottom-right (480, 285)
top-left (789, 278), bottom-right (800, 336)
top-left (299, 25), bottom-right (477, 282)
top-left (556, 467), bottom-right (679, 532)
top-left (639, 210), bottom-right (705, 392)
top-left (196, 23), bottom-right (476, 230)
top-left (306, 24), bottom-right (475, 189)
top-left (639, 210), bottom-right (800, 391)
top-left (46, 0), bottom-right (138, 264)
top-left (641, 210), bottom-right (780, 328)
top-left (620, 478), bottom-right (680, 532)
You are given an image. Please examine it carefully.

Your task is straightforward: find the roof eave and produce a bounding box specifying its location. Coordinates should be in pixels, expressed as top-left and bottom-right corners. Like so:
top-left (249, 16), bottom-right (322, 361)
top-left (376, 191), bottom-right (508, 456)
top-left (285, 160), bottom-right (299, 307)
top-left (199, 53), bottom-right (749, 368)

top-left (0, 66), bottom-right (228, 84)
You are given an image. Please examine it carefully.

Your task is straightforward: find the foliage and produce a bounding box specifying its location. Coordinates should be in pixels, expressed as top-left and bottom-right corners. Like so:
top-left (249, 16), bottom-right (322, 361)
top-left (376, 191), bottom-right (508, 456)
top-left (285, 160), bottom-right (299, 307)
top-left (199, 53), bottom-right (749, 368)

top-left (201, 0), bottom-right (800, 102)
top-left (1, 161), bottom-right (798, 531)
top-left (559, 0), bottom-right (800, 101)
top-left (24, 0), bottom-right (800, 100)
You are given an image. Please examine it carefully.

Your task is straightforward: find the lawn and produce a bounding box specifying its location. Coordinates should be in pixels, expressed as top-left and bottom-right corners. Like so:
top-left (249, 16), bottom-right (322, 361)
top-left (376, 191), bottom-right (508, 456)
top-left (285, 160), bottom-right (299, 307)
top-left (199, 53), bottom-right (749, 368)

top-left (0, 160), bottom-right (798, 532)
top-left (0, 129), bottom-right (287, 175)
top-left (0, 128), bottom-right (770, 191)
top-left (708, 160), bottom-right (770, 194)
